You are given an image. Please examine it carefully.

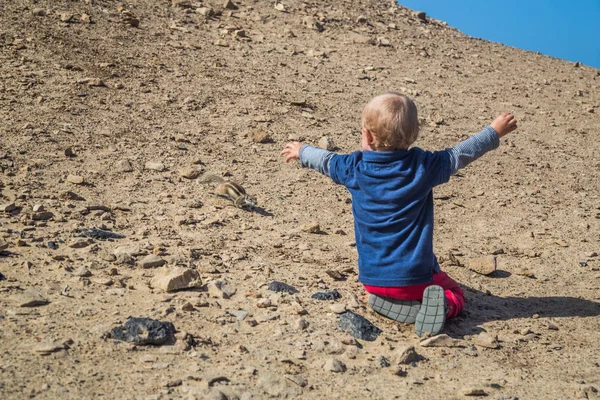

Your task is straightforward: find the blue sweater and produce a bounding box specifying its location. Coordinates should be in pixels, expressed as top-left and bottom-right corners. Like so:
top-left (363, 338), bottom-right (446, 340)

top-left (299, 126), bottom-right (499, 287)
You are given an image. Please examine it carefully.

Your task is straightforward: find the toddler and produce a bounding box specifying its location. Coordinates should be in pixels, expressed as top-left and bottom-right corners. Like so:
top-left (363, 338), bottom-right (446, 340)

top-left (281, 92), bottom-right (517, 336)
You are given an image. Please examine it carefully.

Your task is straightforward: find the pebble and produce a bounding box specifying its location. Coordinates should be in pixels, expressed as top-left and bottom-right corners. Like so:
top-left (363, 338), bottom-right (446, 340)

top-left (138, 254), bottom-right (166, 269)
top-left (420, 334), bottom-right (462, 348)
top-left (67, 174), bottom-right (85, 185)
top-left (324, 358), bottom-right (346, 373)
top-left (70, 238), bottom-right (92, 249)
top-left (150, 267), bottom-right (202, 292)
top-left (116, 159), bottom-right (134, 172)
top-left (223, 0), bottom-right (237, 10)
top-left (257, 298), bottom-right (272, 308)
top-left (32, 341), bottom-right (66, 354)
top-left (91, 277), bottom-right (113, 286)
top-left (110, 318), bottom-right (175, 345)
top-left (267, 281), bottom-right (299, 294)
top-left (1, 203), bottom-right (16, 212)
top-left (294, 318), bottom-right (309, 330)
top-left (145, 161), bottom-right (165, 172)
top-left (251, 130), bottom-right (272, 143)
top-left (318, 137), bottom-right (336, 151)
top-left (32, 8), bottom-right (46, 16)
top-left (466, 256), bottom-right (497, 275)
top-left (207, 280), bottom-right (237, 299)
top-left (32, 204), bottom-right (44, 212)
top-left (12, 290), bottom-right (50, 307)
top-left (395, 345), bottom-right (422, 365)
top-left (460, 388), bottom-right (488, 396)
top-left (284, 374), bottom-right (307, 387)
top-left (197, 7), bottom-right (214, 17)
top-left (516, 267), bottom-right (535, 278)
top-left (64, 147), bottom-right (75, 157)
top-left (179, 167), bottom-right (202, 179)
top-left (232, 310), bottom-right (248, 320)
top-left (0, 242), bottom-right (8, 251)
top-left (329, 304), bottom-right (346, 314)
top-left (300, 222), bottom-right (321, 234)
top-left (74, 266), bottom-right (92, 277)
top-left (338, 311), bottom-right (381, 341)
top-left (32, 211), bottom-right (54, 221)
top-left (311, 289), bottom-right (341, 301)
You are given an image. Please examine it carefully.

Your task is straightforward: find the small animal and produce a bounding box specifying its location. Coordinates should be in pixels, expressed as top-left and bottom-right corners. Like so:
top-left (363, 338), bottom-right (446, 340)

top-left (198, 174), bottom-right (257, 209)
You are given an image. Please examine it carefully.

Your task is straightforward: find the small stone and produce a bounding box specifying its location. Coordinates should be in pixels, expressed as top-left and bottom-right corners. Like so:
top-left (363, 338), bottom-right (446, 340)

top-left (274, 3), bottom-right (286, 12)
top-left (251, 130), bottom-right (272, 144)
top-left (32, 211), bottom-right (54, 221)
top-left (516, 267), bottom-right (535, 278)
top-left (60, 13), bottom-right (74, 22)
top-left (318, 137), bottom-right (335, 151)
top-left (415, 11), bottom-right (427, 21)
top-left (110, 318), bottom-right (175, 345)
top-left (311, 289), bottom-right (341, 301)
top-left (294, 318), bottom-right (309, 330)
top-left (546, 321), bottom-right (559, 330)
top-left (329, 304), bottom-right (346, 314)
top-left (300, 222), bottom-right (320, 234)
top-left (460, 388), bottom-right (488, 396)
top-left (74, 266), bottom-right (92, 277)
top-left (223, 0), bottom-right (238, 10)
top-left (0, 242), bottom-right (8, 251)
top-left (145, 162), bottom-right (165, 172)
top-left (67, 174), bottom-right (85, 185)
top-left (13, 290), bottom-right (50, 307)
top-left (466, 256), bottom-right (496, 275)
top-left (197, 7), bottom-right (214, 17)
top-left (70, 239), bottom-right (91, 249)
top-left (138, 254), bottom-right (166, 269)
top-left (92, 277), bottom-right (113, 286)
top-left (324, 358), bottom-right (346, 373)
top-left (356, 15), bottom-right (368, 23)
top-left (395, 345), bottom-right (422, 365)
top-left (64, 147), bottom-right (75, 157)
top-left (284, 374), bottom-right (307, 387)
top-left (32, 341), bottom-right (66, 354)
top-left (179, 167), bottom-right (202, 179)
top-left (586, 252), bottom-right (598, 258)
top-left (207, 280), bottom-right (237, 299)
top-left (232, 310), bottom-right (248, 320)
top-left (257, 298), bottom-right (272, 308)
top-left (116, 159), bottom-right (134, 172)
top-left (32, 8), bottom-right (46, 16)
top-left (1, 203), bottom-right (16, 212)
top-left (172, 0), bottom-right (192, 8)
top-left (338, 311), bottom-right (381, 341)
top-left (80, 13), bottom-right (91, 23)
top-left (267, 281), bottom-right (299, 294)
top-left (214, 40), bottom-right (229, 47)
top-left (377, 37), bottom-right (391, 47)
top-left (473, 332), bottom-right (499, 349)
top-left (32, 204), bottom-right (45, 212)
top-left (420, 334), bottom-right (462, 348)
top-left (303, 16), bottom-right (324, 32)
top-left (150, 267), bottom-right (202, 292)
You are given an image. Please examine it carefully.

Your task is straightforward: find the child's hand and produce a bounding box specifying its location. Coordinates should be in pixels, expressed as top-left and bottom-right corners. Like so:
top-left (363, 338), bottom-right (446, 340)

top-left (281, 142), bottom-right (303, 163)
top-left (490, 112), bottom-right (518, 137)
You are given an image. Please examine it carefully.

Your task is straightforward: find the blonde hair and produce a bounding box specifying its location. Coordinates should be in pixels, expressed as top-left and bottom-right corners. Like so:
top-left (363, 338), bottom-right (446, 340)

top-left (362, 92), bottom-right (419, 150)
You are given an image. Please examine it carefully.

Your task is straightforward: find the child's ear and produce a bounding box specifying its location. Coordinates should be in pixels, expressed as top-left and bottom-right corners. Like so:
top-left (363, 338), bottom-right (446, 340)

top-left (364, 128), bottom-right (374, 144)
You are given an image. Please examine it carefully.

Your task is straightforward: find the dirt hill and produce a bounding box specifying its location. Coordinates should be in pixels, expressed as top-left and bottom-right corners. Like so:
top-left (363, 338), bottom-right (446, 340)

top-left (1, 0), bottom-right (599, 399)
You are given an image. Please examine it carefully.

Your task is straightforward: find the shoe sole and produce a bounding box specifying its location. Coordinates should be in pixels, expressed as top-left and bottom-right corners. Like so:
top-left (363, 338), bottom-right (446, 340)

top-left (415, 285), bottom-right (447, 337)
top-left (368, 294), bottom-right (421, 324)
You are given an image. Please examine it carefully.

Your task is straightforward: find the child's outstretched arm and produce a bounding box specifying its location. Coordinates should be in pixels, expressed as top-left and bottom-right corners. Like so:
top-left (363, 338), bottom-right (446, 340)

top-left (281, 142), bottom-right (336, 177)
top-left (447, 112), bottom-right (517, 175)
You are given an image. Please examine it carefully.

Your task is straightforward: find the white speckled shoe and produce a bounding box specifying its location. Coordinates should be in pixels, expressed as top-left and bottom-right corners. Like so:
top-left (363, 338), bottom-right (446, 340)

top-left (415, 285), bottom-right (447, 337)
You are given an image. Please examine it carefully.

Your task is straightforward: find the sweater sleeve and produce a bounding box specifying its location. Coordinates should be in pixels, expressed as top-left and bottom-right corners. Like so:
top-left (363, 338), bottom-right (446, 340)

top-left (446, 125), bottom-right (500, 175)
top-left (298, 144), bottom-right (335, 177)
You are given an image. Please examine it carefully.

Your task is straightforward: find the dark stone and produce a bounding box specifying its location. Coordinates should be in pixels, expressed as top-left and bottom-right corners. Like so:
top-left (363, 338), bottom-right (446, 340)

top-left (267, 281), bottom-right (299, 294)
top-left (378, 356), bottom-right (390, 368)
top-left (0, 272), bottom-right (5, 281)
top-left (78, 228), bottom-right (125, 240)
top-left (47, 241), bottom-right (58, 250)
top-left (311, 289), bottom-right (341, 301)
top-left (338, 311), bottom-right (381, 342)
top-left (110, 317), bottom-right (175, 345)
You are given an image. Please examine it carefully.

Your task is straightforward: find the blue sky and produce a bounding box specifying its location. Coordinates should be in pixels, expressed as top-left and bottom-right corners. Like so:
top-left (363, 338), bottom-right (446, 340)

top-left (398, 0), bottom-right (600, 69)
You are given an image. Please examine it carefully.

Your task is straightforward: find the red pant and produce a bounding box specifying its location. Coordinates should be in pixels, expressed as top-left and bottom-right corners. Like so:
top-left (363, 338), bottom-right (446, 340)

top-left (364, 271), bottom-right (464, 319)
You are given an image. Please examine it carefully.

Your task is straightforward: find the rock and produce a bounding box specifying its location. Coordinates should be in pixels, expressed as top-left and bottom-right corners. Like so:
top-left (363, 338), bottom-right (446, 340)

top-left (13, 290), bottom-right (50, 307)
top-left (473, 332), bottom-right (499, 349)
top-left (516, 267), bottom-right (535, 278)
top-left (64, 147), bottom-right (75, 157)
top-left (466, 256), bottom-right (496, 275)
top-left (80, 13), bottom-right (91, 23)
top-left (32, 204), bottom-right (44, 212)
top-left (338, 311), bottom-right (381, 341)
top-left (377, 37), bottom-right (391, 47)
top-left (116, 159), bottom-right (134, 172)
top-left (395, 345), bottom-right (423, 365)
top-left (32, 8), bottom-right (46, 16)
top-left (420, 334), bottom-right (462, 348)
top-left (257, 298), bottom-right (272, 308)
top-left (311, 289), bottom-right (341, 301)
top-left (324, 358), bottom-right (346, 373)
top-left (179, 167), bottom-right (202, 179)
top-left (251, 130), bottom-right (272, 143)
top-left (460, 388), bottom-right (488, 396)
top-left (586, 251), bottom-right (598, 258)
top-left (59, 13), bottom-right (74, 22)
top-left (92, 277), bottom-right (113, 286)
top-left (303, 16), bottom-right (324, 32)
top-left (150, 267), bottom-right (202, 292)
top-left (284, 374), bottom-right (307, 387)
top-left (145, 161), bottom-right (165, 172)
top-left (67, 174), bottom-right (85, 185)
top-left (267, 281), bottom-right (299, 294)
top-left (294, 318), bottom-right (309, 330)
top-left (1, 203), bottom-right (16, 212)
top-left (300, 222), bottom-right (320, 233)
top-left (70, 238), bottom-right (91, 249)
top-left (232, 310), bottom-right (248, 320)
top-left (172, 0), bottom-right (192, 8)
top-left (416, 11), bottom-right (427, 21)
top-left (138, 254), bottom-right (166, 269)
top-left (207, 280), bottom-right (237, 299)
top-left (32, 341), bottom-right (66, 354)
top-left (318, 137), bottom-right (335, 151)
top-left (32, 211), bottom-right (54, 221)
top-left (0, 242), bottom-right (8, 251)
top-left (78, 228), bottom-right (124, 240)
top-left (197, 7), bottom-right (214, 17)
top-left (274, 3), bottom-right (286, 12)
top-left (257, 373), bottom-right (302, 397)
top-left (74, 266), bottom-right (92, 277)
top-left (330, 304), bottom-right (346, 314)
top-left (223, 0), bottom-right (238, 10)
top-left (110, 318), bottom-right (175, 345)
top-left (60, 191), bottom-right (85, 201)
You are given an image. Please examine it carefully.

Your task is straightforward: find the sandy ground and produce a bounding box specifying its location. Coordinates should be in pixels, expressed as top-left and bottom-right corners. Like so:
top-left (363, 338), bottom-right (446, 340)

top-left (1, 0), bottom-right (600, 399)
